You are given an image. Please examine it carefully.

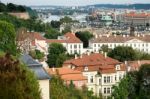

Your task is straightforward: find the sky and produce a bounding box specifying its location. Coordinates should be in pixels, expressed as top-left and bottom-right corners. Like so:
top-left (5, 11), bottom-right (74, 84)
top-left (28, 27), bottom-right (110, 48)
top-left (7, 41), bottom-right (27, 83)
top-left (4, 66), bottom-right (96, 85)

top-left (1, 0), bottom-right (150, 6)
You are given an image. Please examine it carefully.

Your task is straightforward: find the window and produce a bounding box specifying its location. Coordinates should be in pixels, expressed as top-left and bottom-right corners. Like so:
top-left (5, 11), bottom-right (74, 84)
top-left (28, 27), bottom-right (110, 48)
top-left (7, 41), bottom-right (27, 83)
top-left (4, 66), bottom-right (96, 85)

top-left (74, 45), bottom-right (77, 49)
top-left (107, 76), bottom-right (110, 83)
top-left (115, 75), bottom-right (117, 81)
top-left (70, 45), bottom-right (72, 49)
top-left (79, 45), bottom-right (80, 48)
top-left (90, 76), bottom-right (93, 83)
top-left (99, 79), bottom-right (101, 84)
top-left (104, 77), bottom-right (106, 83)
top-left (104, 88), bottom-right (106, 94)
top-left (116, 64), bottom-right (120, 70)
top-left (107, 88), bottom-right (111, 94)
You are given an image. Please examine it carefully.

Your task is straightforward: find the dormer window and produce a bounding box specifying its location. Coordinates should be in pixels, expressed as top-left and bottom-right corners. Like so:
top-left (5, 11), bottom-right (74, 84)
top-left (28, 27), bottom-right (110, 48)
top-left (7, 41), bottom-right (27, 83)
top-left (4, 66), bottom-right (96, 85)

top-left (116, 64), bottom-right (120, 70)
top-left (84, 66), bottom-right (88, 71)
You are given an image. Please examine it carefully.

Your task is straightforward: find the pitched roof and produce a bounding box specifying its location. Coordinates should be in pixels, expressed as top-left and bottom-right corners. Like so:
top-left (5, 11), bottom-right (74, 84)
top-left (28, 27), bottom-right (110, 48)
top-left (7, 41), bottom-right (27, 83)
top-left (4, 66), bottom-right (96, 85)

top-left (124, 12), bottom-right (150, 18)
top-left (20, 54), bottom-right (50, 80)
top-left (46, 33), bottom-right (82, 44)
top-left (127, 60), bottom-right (150, 71)
top-left (90, 35), bottom-right (150, 43)
top-left (63, 53), bottom-right (126, 73)
top-left (64, 53), bottom-right (119, 67)
top-left (48, 67), bottom-right (87, 81)
top-left (64, 32), bottom-right (82, 43)
top-left (32, 32), bottom-right (46, 40)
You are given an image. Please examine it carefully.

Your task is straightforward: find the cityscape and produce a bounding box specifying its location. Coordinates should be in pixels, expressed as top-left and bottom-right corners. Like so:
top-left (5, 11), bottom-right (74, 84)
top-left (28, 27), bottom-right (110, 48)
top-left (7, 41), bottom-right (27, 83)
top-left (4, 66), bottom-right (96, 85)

top-left (0, 0), bottom-right (150, 99)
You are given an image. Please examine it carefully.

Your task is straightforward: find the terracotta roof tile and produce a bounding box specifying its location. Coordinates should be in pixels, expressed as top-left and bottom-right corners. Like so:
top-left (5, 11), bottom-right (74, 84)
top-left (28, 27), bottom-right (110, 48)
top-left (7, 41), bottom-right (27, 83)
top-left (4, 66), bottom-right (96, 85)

top-left (48, 67), bottom-right (87, 81)
top-left (63, 53), bottom-right (126, 73)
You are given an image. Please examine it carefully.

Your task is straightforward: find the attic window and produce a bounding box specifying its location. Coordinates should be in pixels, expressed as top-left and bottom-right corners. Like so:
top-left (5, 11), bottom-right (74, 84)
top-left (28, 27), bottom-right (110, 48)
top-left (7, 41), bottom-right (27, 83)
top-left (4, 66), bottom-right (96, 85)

top-left (116, 64), bottom-right (120, 70)
top-left (84, 66), bottom-right (88, 71)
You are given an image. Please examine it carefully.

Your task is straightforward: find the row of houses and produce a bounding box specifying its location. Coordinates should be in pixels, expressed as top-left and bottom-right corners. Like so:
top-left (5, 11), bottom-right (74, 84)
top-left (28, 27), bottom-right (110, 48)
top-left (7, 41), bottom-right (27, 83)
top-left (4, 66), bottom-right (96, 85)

top-left (17, 30), bottom-right (150, 57)
top-left (17, 30), bottom-right (150, 98)
top-left (47, 52), bottom-right (150, 98)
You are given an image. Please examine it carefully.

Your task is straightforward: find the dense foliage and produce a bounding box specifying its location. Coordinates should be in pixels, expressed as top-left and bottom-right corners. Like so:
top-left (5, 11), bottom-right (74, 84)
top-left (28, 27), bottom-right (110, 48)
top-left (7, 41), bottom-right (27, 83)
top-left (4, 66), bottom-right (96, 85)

top-left (47, 43), bottom-right (67, 67)
top-left (75, 31), bottom-right (93, 48)
top-left (110, 64), bottom-right (150, 99)
top-left (0, 3), bottom-right (26, 12)
top-left (108, 46), bottom-right (150, 62)
top-left (29, 49), bottom-right (45, 60)
top-left (0, 21), bottom-right (17, 55)
top-left (44, 27), bottom-right (61, 39)
top-left (50, 75), bottom-right (100, 99)
top-left (108, 46), bottom-right (136, 62)
top-left (0, 53), bottom-right (41, 99)
top-left (60, 16), bottom-right (78, 24)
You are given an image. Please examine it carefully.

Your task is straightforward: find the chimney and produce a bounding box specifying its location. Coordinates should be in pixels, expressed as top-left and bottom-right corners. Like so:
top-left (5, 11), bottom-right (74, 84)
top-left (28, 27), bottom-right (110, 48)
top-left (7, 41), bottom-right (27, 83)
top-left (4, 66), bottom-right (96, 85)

top-left (137, 34), bottom-right (140, 37)
top-left (104, 52), bottom-right (107, 59)
top-left (80, 54), bottom-right (82, 58)
top-left (52, 67), bottom-right (55, 72)
top-left (95, 34), bottom-right (98, 38)
top-left (138, 60), bottom-right (141, 66)
top-left (75, 54), bottom-right (78, 59)
top-left (123, 34), bottom-right (126, 38)
top-left (124, 61), bottom-right (127, 65)
top-left (114, 34), bottom-right (116, 37)
top-left (87, 52), bottom-right (90, 56)
top-left (106, 34), bottom-right (109, 38)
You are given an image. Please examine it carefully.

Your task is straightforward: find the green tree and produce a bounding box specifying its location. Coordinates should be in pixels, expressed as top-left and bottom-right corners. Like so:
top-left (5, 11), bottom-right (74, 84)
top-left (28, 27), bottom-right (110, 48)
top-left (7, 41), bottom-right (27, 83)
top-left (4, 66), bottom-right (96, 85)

top-left (108, 46), bottom-right (136, 62)
top-left (75, 31), bottom-right (93, 48)
top-left (51, 20), bottom-right (61, 29)
top-left (100, 45), bottom-right (111, 53)
top-left (50, 75), bottom-right (100, 99)
top-left (0, 21), bottom-right (17, 55)
top-left (0, 53), bottom-right (41, 99)
top-left (44, 27), bottom-right (61, 39)
top-left (29, 49), bottom-right (45, 61)
top-left (47, 43), bottom-right (66, 67)
top-left (60, 16), bottom-right (73, 24)
top-left (111, 64), bottom-right (150, 99)
top-left (0, 3), bottom-right (6, 12)
top-left (62, 25), bottom-right (71, 34)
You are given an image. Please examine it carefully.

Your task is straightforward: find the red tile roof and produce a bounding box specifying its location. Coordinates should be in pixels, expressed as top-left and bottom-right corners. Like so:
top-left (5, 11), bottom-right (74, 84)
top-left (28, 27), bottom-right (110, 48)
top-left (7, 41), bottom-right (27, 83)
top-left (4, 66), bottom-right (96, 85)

top-left (47, 33), bottom-right (82, 44)
top-left (63, 53), bottom-right (126, 73)
top-left (64, 32), bottom-right (82, 43)
top-left (48, 67), bottom-right (87, 81)
top-left (124, 12), bottom-right (150, 18)
top-left (32, 32), bottom-right (46, 40)
top-left (127, 60), bottom-right (150, 71)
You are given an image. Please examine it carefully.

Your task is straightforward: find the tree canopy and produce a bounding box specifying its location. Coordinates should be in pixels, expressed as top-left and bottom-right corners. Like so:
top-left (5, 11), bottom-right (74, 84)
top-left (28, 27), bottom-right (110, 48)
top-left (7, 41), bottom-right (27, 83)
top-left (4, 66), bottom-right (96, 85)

top-left (44, 27), bottom-right (61, 39)
top-left (111, 64), bottom-right (150, 99)
top-left (0, 21), bottom-right (17, 55)
top-left (0, 53), bottom-right (41, 99)
top-left (47, 43), bottom-right (67, 67)
top-left (50, 75), bottom-right (100, 99)
top-left (75, 31), bottom-right (93, 48)
top-left (108, 46), bottom-right (136, 62)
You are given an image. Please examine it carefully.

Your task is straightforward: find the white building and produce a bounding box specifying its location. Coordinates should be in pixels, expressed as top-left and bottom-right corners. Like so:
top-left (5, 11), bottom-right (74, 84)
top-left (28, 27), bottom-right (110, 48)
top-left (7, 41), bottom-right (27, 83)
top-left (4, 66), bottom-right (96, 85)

top-left (63, 53), bottom-right (126, 98)
top-left (46, 33), bottom-right (84, 55)
top-left (90, 34), bottom-right (150, 53)
top-left (21, 54), bottom-right (50, 99)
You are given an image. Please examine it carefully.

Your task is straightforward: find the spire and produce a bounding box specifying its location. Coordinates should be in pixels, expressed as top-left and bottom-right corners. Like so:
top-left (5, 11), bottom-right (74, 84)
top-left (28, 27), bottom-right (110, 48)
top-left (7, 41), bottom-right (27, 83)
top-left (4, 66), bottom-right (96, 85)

top-left (130, 21), bottom-right (135, 36)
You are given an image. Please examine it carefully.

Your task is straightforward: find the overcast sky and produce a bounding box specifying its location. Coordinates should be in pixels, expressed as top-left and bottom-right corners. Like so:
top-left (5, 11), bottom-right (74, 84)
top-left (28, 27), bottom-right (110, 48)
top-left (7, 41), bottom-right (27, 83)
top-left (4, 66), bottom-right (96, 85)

top-left (1, 0), bottom-right (150, 6)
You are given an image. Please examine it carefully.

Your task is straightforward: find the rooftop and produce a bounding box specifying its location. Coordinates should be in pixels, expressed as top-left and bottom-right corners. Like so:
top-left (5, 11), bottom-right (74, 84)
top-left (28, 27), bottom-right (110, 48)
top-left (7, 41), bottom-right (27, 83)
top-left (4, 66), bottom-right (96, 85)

top-left (48, 67), bottom-right (87, 81)
top-left (63, 53), bottom-right (126, 73)
top-left (20, 54), bottom-right (50, 80)
top-left (90, 35), bottom-right (150, 43)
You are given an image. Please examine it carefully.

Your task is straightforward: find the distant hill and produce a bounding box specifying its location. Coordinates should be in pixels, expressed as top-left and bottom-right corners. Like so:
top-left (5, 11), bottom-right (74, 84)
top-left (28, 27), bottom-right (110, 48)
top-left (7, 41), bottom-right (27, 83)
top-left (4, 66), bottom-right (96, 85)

top-left (90, 4), bottom-right (150, 9)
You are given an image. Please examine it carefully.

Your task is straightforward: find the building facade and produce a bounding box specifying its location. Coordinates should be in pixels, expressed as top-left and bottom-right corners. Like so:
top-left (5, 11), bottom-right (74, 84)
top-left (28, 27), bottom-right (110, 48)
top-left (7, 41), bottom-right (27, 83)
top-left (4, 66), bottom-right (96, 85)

top-left (63, 53), bottom-right (126, 98)
top-left (90, 34), bottom-right (150, 53)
